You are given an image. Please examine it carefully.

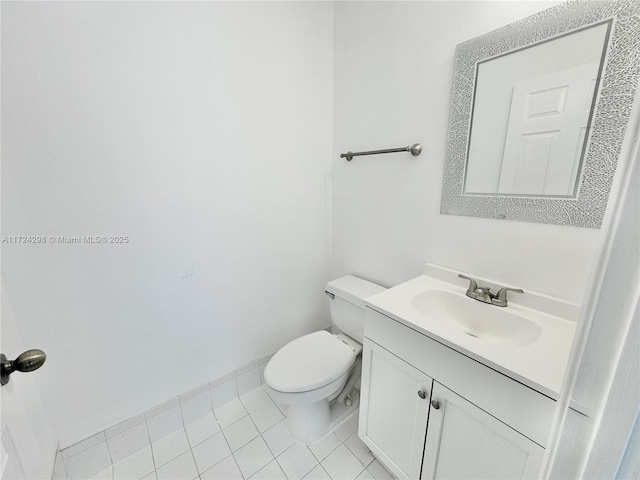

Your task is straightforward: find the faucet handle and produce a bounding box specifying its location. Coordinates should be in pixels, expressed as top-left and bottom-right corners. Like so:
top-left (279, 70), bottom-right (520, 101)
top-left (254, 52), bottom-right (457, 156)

top-left (458, 274), bottom-right (478, 292)
top-left (459, 274), bottom-right (486, 301)
top-left (493, 287), bottom-right (524, 307)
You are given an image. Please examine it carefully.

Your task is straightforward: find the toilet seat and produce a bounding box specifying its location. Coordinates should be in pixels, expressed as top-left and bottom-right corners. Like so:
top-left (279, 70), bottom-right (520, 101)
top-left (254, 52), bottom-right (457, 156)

top-left (264, 331), bottom-right (355, 393)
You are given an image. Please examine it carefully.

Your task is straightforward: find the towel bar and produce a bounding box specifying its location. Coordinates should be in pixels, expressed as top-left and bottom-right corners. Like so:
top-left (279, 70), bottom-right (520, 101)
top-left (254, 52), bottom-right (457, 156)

top-left (340, 143), bottom-right (422, 161)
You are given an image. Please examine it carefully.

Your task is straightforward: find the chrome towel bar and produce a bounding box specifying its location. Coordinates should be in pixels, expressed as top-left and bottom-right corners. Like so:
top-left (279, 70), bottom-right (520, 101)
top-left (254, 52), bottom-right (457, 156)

top-left (340, 143), bottom-right (422, 161)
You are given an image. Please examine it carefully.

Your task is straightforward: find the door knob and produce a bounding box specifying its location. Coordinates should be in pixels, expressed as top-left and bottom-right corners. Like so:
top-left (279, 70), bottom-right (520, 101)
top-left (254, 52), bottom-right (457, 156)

top-left (1, 349), bottom-right (46, 385)
top-left (418, 390), bottom-right (427, 399)
top-left (431, 400), bottom-right (440, 410)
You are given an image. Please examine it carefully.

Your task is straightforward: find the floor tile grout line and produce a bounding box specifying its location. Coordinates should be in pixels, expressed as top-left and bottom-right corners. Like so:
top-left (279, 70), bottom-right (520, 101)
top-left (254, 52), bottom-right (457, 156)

top-left (342, 432), bottom-right (376, 470)
top-left (152, 427), bottom-right (196, 473)
top-left (332, 429), bottom-right (378, 480)
top-left (322, 436), bottom-right (361, 480)
top-left (175, 392), bottom-right (203, 480)
top-left (100, 431), bottom-right (115, 479)
top-left (143, 411), bottom-right (158, 480)
top-left (243, 411), bottom-right (276, 479)
top-left (221, 424), bottom-right (256, 455)
top-left (201, 414), bottom-right (246, 480)
top-left (261, 420), bottom-right (290, 459)
top-left (352, 463), bottom-right (367, 480)
top-left (271, 455), bottom-right (289, 480)
top-left (252, 400), bottom-right (295, 480)
top-left (239, 406), bottom-right (261, 451)
top-left (307, 463), bottom-right (334, 480)
top-left (182, 420), bottom-right (207, 479)
top-left (248, 450), bottom-right (284, 480)
top-left (214, 398), bottom-right (250, 431)
top-left (185, 418), bottom-right (221, 449)
top-left (310, 434), bottom-right (343, 464)
top-left (303, 443), bottom-right (321, 479)
top-left (320, 463), bottom-right (334, 480)
top-left (272, 440), bottom-right (320, 480)
top-left (240, 385), bottom-right (282, 415)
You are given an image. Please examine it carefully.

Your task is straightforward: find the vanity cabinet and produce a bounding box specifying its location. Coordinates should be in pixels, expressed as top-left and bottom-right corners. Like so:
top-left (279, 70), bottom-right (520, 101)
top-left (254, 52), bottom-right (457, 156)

top-left (359, 341), bottom-right (432, 479)
top-left (359, 307), bottom-right (553, 480)
top-left (422, 383), bottom-right (543, 479)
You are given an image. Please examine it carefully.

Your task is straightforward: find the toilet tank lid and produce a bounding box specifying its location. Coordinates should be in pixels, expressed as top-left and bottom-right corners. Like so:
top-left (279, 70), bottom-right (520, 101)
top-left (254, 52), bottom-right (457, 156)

top-left (326, 275), bottom-right (386, 308)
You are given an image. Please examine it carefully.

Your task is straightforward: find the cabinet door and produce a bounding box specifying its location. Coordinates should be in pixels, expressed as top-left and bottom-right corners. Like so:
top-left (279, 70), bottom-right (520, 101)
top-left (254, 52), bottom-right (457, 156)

top-left (422, 383), bottom-right (544, 480)
top-left (359, 340), bottom-right (433, 480)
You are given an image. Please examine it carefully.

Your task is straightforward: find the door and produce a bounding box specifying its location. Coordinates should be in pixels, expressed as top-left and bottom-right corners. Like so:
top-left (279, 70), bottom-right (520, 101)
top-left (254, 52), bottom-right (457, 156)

top-left (422, 382), bottom-right (544, 480)
top-left (358, 339), bottom-right (432, 480)
top-left (498, 62), bottom-right (599, 196)
top-left (1, 284), bottom-right (57, 479)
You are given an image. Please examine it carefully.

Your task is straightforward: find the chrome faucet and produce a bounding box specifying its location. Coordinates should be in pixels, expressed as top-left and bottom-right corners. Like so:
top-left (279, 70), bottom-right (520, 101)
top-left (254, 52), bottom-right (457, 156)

top-left (458, 274), bottom-right (523, 307)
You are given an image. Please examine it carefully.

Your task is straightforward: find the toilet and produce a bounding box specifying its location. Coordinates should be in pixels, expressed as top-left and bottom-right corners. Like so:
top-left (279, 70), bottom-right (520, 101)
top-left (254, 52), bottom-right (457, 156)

top-left (263, 275), bottom-right (386, 444)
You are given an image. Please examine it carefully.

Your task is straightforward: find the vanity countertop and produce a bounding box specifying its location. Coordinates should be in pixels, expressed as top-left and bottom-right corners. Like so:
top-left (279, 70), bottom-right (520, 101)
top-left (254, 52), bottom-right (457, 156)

top-left (364, 270), bottom-right (577, 399)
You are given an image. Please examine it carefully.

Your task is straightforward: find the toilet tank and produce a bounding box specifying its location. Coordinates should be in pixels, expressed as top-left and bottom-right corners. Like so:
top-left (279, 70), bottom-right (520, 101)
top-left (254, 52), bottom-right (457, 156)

top-left (325, 275), bottom-right (387, 342)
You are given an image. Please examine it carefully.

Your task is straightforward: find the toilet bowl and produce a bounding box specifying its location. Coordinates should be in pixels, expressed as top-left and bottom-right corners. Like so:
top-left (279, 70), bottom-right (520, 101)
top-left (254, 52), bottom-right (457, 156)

top-left (263, 275), bottom-right (386, 444)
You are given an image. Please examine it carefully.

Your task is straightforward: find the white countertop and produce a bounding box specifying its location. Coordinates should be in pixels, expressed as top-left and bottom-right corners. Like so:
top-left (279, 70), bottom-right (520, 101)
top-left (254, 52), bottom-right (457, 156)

top-left (364, 270), bottom-right (577, 399)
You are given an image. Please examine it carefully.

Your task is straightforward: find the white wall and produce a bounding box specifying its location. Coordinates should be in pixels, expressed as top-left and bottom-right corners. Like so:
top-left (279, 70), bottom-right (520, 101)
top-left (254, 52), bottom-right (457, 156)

top-left (332, 0), bottom-right (603, 304)
top-left (1, 1), bottom-right (334, 446)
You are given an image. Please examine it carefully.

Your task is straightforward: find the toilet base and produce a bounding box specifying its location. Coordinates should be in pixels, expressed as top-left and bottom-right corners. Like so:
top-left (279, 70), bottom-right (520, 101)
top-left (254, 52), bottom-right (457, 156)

top-left (286, 389), bottom-right (360, 444)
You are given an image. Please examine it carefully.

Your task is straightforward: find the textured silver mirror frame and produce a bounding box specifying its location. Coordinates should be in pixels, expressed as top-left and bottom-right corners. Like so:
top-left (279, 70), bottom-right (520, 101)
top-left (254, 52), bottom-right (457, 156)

top-left (440, 0), bottom-right (640, 228)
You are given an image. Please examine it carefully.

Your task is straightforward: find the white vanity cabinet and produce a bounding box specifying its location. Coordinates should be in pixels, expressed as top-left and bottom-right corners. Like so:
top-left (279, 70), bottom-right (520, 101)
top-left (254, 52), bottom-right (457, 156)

top-left (359, 307), bottom-right (553, 480)
top-left (359, 340), bottom-right (432, 479)
top-left (422, 382), bottom-right (543, 479)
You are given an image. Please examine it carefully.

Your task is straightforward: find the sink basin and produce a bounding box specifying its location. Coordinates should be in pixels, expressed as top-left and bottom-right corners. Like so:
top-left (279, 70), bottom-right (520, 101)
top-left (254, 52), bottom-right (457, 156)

top-left (411, 290), bottom-right (542, 347)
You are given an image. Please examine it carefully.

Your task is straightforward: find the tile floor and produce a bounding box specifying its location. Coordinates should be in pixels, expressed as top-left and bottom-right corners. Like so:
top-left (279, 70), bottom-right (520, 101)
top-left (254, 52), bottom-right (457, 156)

top-left (80, 386), bottom-right (394, 480)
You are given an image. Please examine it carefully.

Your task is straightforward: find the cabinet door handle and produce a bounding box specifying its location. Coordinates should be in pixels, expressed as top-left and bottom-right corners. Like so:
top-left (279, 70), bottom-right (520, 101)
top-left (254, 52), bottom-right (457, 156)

top-left (418, 390), bottom-right (427, 399)
top-left (431, 400), bottom-right (440, 410)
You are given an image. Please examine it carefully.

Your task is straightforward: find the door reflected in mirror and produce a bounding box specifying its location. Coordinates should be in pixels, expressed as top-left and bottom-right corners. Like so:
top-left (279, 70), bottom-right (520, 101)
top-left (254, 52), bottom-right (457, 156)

top-left (464, 21), bottom-right (611, 197)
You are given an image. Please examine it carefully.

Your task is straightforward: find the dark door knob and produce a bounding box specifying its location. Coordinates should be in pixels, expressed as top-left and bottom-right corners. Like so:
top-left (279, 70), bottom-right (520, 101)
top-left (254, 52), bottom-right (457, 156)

top-left (1, 349), bottom-right (46, 385)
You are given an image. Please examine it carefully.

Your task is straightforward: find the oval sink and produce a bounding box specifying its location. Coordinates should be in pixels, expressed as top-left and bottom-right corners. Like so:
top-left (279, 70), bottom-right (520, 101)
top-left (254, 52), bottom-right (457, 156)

top-left (411, 290), bottom-right (542, 347)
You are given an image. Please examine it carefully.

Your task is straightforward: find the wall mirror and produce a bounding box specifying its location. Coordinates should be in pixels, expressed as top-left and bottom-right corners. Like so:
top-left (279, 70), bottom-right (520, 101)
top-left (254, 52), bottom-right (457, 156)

top-left (440, 0), bottom-right (639, 228)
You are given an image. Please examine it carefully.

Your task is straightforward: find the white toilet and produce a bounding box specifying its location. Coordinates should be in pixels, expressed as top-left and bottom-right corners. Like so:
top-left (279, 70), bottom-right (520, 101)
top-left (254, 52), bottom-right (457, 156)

top-left (263, 275), bottom-right (386, 444)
